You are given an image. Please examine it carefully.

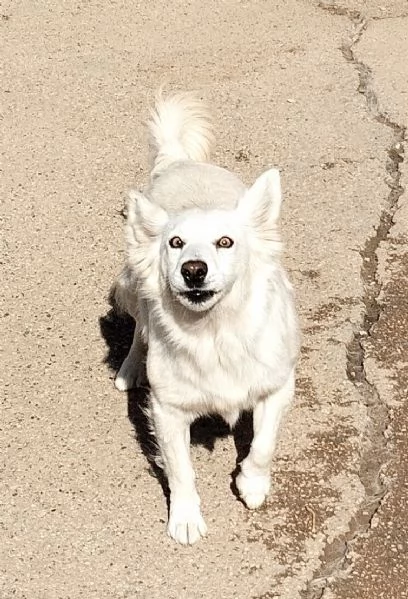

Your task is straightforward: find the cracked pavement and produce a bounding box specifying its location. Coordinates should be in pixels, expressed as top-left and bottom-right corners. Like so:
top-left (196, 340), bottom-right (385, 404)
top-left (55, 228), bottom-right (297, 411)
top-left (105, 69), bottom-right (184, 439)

top-left (1, 1), bottom-right (407, 598)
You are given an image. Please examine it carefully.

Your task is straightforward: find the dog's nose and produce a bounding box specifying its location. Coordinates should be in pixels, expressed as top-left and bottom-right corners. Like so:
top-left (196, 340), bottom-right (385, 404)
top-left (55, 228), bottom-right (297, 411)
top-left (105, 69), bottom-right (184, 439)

top-left (181, 260), bottom-right (208, 287)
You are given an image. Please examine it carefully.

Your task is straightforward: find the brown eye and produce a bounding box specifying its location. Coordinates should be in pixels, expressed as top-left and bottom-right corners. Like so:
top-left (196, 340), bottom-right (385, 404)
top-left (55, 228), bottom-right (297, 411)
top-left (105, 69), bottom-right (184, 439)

top-left (216, 236), bottom-right (234, 248)
top-left (169, 236), bottom-right (184, 249)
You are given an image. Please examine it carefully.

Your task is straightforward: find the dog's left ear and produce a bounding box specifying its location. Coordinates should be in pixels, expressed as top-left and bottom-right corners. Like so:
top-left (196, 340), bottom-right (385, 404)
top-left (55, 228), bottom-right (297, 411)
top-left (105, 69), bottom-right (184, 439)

top-left (237, 169), bottom-right (282, 235)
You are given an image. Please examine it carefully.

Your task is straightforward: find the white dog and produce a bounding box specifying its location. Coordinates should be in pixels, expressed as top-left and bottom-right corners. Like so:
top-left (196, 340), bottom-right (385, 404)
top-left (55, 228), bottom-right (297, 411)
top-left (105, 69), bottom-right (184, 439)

top-left (114, 93), bottom-right (300, 545)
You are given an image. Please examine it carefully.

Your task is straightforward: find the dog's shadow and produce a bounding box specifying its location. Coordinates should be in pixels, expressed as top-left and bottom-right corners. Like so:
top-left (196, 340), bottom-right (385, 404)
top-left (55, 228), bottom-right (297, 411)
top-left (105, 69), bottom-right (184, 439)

top-left (99, 298), bottom-right (254, 503)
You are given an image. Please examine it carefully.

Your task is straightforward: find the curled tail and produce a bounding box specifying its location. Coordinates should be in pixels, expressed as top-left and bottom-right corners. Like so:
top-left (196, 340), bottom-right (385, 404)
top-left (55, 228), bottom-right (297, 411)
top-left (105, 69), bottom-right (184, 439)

top-left (148, 91), bottom-right (214, 174)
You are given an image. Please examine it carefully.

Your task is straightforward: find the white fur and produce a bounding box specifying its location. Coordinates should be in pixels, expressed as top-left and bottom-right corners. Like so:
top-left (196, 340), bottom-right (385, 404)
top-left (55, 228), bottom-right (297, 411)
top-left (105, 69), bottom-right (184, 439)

top-left (114, 93), bottom-right (300, 545)
top-left (148, 91), bottom-right (214, 176)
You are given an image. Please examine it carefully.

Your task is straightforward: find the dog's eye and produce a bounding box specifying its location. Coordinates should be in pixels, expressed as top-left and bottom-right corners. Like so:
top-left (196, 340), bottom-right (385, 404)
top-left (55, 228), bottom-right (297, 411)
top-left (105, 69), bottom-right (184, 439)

top-left (216, 236), bottom-right (234, 249)
top-left (169, 236), bottom-right (185, 249)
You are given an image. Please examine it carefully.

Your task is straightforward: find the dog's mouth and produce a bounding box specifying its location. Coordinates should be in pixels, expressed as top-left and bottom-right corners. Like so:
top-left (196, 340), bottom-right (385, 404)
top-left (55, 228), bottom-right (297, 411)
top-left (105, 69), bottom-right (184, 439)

top-left (180, 289), bottom-right (216, 304)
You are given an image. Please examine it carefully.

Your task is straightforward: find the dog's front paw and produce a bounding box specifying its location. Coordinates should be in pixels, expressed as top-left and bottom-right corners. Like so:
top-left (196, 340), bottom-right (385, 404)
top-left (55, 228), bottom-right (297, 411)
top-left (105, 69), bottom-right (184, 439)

top-left (167, 501), bottom-right (208, 545)
top-left (114, 360), bottom-right (146, 392)
top-left (236, 470), bottom-right (271, 510)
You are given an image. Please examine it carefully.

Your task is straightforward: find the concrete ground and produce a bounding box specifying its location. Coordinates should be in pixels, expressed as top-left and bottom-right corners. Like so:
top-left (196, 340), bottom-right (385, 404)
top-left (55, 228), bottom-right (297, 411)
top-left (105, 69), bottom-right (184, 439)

top-left (1, 1), bottom-right (407, 598)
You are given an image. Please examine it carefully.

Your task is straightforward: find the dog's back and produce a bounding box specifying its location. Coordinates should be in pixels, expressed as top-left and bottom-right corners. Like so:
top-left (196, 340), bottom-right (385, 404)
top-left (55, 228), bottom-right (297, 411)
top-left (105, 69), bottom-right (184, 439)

top-left (146, 93), bottom-right (245, 212)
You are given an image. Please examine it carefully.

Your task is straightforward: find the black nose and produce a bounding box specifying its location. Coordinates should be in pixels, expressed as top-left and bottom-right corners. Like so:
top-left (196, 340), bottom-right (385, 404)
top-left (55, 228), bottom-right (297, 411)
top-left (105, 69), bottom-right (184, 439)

top-left (181, 260), bottom-right (208, 287)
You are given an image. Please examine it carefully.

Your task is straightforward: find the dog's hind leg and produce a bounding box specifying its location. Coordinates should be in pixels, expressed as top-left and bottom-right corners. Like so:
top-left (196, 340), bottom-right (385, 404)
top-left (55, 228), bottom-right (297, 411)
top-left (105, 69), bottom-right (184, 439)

top-left (150, 398), bottom-right (207, 545)
top-left (236, 369), bottom-right (295, 509)
top-left (115, 327), bottom-right (147, 391)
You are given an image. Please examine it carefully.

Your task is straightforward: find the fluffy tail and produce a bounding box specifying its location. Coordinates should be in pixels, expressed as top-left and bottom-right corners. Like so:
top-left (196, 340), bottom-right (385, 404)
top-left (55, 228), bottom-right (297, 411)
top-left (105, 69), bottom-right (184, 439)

top-left (148, 91), bottom-right (214, 174)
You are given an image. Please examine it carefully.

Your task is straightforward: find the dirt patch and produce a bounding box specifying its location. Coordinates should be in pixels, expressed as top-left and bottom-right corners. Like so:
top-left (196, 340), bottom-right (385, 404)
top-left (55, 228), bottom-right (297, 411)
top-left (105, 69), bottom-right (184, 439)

top-left (305, 296), bottom-right (359, 334)
top-left (370, 242), bottom-right (408, 372)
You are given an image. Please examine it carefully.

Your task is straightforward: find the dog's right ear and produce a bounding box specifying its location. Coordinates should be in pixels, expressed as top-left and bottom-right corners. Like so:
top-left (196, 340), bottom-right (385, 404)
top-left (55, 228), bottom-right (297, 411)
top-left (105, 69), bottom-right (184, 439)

top-left (126, 190), bottom-right (168, 242)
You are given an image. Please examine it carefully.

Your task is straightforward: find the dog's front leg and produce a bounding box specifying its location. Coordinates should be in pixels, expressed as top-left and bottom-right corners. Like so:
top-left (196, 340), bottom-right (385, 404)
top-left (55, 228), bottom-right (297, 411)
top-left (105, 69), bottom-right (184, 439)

top-left (115, 327), bottom-right (147, 391)
top-left (151, 397), bottom-right (207, 545)
top-left (236, 369), bottom-right (295, 509)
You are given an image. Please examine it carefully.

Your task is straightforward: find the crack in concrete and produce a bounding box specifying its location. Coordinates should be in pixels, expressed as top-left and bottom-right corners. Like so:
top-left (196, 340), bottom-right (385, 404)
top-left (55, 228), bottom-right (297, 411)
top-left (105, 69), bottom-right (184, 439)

top-left (372, 14), bottom-right (408, 21)
top-left (303, 5), bottom-right (407, 598)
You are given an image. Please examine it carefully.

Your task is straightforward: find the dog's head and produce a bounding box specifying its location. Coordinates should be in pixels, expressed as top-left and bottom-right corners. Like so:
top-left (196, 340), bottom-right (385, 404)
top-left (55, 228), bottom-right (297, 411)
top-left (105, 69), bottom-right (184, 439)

top-left (126, 169), bottom-right (282, 312)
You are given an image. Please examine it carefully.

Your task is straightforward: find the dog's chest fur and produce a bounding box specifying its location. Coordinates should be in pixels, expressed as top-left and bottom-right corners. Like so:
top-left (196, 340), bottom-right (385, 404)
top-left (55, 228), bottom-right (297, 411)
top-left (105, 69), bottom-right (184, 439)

top-left (147, 289), bottom-right (295, 415)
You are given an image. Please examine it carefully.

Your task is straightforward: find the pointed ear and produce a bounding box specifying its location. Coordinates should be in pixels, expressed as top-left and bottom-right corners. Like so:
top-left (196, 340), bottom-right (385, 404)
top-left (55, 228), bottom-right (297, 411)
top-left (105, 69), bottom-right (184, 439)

top-left (237, 169), bottom-right (282, 230)
top-left (126, 190), bottom-right (168, 241)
